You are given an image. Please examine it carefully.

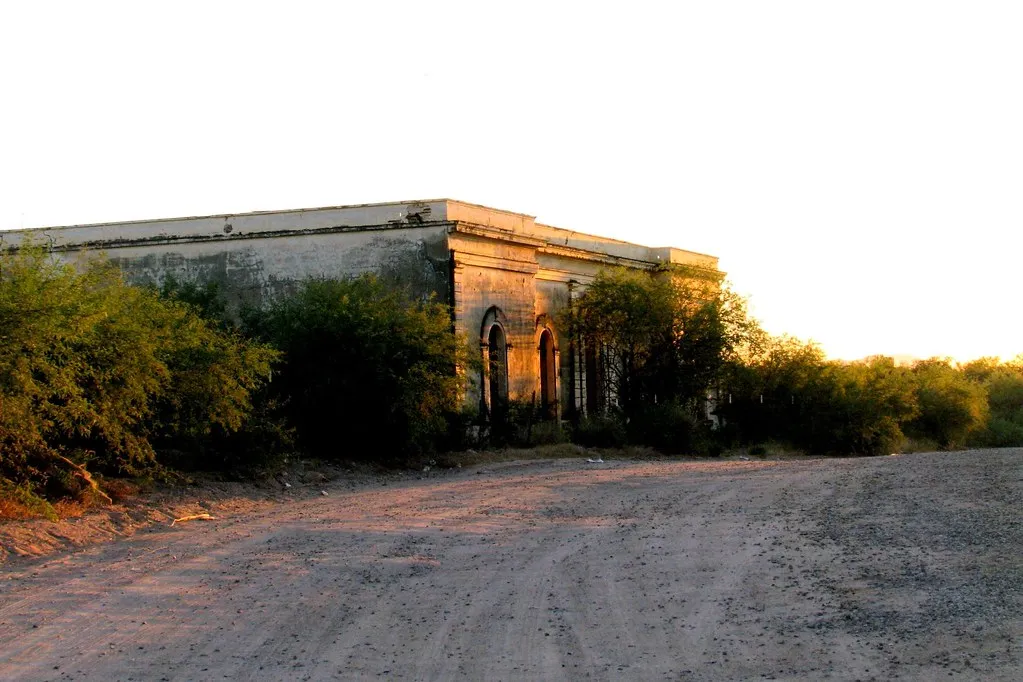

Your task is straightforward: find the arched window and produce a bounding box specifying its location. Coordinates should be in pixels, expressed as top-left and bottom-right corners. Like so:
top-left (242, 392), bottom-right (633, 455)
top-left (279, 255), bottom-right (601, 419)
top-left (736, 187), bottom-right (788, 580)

top-left (539, 328), bottom-right (557, 419)
top-left (480, 307), bottom-right (509, 421)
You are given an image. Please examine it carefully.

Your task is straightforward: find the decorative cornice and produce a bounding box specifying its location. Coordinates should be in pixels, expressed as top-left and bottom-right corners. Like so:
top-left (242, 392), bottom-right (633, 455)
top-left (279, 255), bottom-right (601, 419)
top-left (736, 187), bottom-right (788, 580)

top-left (539, 243), bottom-right (659, 269)
top-left (449, 222), bottom-right (547, 248)
top-left (454, 251), bottom-right (539, 275)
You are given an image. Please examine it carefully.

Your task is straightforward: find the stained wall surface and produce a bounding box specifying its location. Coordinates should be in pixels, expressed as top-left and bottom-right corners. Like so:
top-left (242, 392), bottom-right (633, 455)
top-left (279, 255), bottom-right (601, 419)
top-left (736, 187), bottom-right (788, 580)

top-left (4, 199), bottom-right (720, 419)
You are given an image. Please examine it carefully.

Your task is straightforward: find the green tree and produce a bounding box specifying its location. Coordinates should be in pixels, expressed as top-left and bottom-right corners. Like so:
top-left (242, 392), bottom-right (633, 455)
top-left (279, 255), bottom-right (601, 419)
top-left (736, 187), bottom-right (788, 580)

top-left (565, 268), bottom-right (673, 412)
top-left (719, 345), bottom-right (920, 456)
top-left (717, 335), bottom-right (827, 445)
top-left (907, 358), bottom-right (988, 448)
top-left (566, 266), bottom-right (757, 417)
top-left (803, 357), bottom-right (919, 456)
top-left (1, 247), bottom-right (277, 510)
top-left (563, 266), bottom-right (760, 454)
top-left (243, 276), bottom-right (471, 460)
top-left (963, 356), bottom-right (1023, 447)
top-left (158, 276), bottom-right (231, 329)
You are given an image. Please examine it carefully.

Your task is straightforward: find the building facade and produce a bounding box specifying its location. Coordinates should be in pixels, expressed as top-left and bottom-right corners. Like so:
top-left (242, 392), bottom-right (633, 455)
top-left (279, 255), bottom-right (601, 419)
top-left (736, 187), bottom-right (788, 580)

top-left (4, 199), bottom-right (720, 420)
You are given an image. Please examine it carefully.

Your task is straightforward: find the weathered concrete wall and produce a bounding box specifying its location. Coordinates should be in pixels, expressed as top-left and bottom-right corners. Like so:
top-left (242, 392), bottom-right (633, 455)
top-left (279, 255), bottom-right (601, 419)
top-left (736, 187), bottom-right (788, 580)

top-left (103, 226), bottom-right (451, 308)
top-left (5, 198), bottom-right (722, 420)
top-left (451, 238), bottom-right (540, 408)
top-left (10, 223), bottom-right (450, 311)
top-left (3, 200), bottom-right (456, 308)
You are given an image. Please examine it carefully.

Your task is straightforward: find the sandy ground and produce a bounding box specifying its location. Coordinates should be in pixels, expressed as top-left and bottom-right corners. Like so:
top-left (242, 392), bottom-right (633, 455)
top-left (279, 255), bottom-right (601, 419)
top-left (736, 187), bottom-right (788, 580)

top-left (0, 449), bottom-right (1020, 681)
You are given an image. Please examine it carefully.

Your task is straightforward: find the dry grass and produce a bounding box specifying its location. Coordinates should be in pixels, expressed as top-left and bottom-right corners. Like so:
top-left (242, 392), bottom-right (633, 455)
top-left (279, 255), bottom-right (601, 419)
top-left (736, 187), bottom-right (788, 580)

top-left (52, 499), bottom-right (88, 518)
top-left (900, 436), bottom-right (941, 454)
top-left (0, 497), bottom-right (40, 521)
top-left (433, 443), bottom-right (685, 468)
top-left (717, 441), bottom-right (807, 460)
top-left (435, 443), bottom-right (590, 468)
top-left (1, 474), bottom-right (143, 523)
top-left (1, 496), bottom-right (93, 521)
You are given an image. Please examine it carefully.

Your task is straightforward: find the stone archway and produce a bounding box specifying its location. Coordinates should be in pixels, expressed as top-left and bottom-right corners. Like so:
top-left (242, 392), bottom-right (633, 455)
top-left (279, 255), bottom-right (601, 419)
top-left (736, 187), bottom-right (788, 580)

top-left (539, 328), bottom-right (557, 420)
top-left (480, 307), bottom-right (509, 421)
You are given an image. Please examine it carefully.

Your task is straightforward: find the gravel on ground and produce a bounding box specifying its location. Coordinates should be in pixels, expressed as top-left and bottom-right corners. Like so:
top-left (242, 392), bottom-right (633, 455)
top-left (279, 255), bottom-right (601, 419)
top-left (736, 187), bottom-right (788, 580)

top-left (0, 449), bottom-right (1020, 680)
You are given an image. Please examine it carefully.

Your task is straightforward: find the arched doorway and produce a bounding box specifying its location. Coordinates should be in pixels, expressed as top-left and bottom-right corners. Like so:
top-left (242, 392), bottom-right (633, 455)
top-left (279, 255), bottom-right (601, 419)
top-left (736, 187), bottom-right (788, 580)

top-left (539, 329), bottom-right (557, 419)
top-left (488, 324), bottom-right (508, 420)
top-left (480, 307), bottom-right (509, 421)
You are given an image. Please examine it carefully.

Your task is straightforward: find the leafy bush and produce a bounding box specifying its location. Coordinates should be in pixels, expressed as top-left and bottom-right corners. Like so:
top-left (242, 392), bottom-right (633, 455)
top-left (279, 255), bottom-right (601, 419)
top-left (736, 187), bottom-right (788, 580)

top-left (627, 402), bottom-right (701, 454)
top-left (564, 266), bottom-right (759, 417)
top-left (155, 396), bottom-right (296, 473)
top-left (243, 276), bottom-right (471, 461)
top-left (149, 276), bottom-right (293, 471)
top-left (526, 421), bottom-right (569, 446)
top-left (796, 358), bottom-right (918, 456)
top-left (485, 398), bottom-right (567, 448)
top-left (571, 413), bottom-right (628, 448)
top-left (719, 348), bottom-right (920, 456)
top-left (965, 358), bottom-right (1023, 447)
top-left (906, 359), bottom-right (988, 448)
top-left (0, 478), bottom-right (57, 521)
top-left (0, 247), bottom-right (277, 507)
top-left (158, 276), bottom-right (231, 329)
top-left (716, 335), bottom-right (828, 446)
top-left (971, 417), bottom-right (1023, 447)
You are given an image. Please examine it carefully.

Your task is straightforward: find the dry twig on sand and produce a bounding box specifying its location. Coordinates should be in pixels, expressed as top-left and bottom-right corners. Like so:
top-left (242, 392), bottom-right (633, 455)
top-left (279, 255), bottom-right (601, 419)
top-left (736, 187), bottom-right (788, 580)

top-left (170, 513), bottom-right (216, 526)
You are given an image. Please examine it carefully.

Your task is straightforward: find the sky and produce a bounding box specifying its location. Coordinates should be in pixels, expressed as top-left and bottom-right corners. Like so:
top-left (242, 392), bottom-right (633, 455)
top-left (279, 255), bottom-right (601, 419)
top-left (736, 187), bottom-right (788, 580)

top-left (2, 1), bottom-right (1021, 362)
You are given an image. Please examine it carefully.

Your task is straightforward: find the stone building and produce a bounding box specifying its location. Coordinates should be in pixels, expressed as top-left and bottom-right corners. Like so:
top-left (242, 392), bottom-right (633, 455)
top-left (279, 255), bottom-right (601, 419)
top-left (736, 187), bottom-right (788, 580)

top-left (4, 199), bottom-right (720, 420)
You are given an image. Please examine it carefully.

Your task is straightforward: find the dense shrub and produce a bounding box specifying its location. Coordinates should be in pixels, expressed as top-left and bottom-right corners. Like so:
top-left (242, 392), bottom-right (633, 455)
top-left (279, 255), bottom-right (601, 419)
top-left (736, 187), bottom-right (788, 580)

top-left (971, 417), bottom-right (1023, 447)
top-left (627, 402), bottom-right (700, 454)
top-left (719, 347), bottom-right (919, 456)
top-left (964, 357), bottom-right (1023, 447)
top-left (564, 266), bottom-right (758, 417)
top-left (716, 335), bottom-right (828, 446)
top-left (572, 413), bottom-right (629, 448)
top-left (158, 277), bottom-right (231, 329)
top-left (148, 276), bottom-right (296, 472)
top-left (243, 276), bottom-right (472, 461)
top-left (802, 359), bottom-right (918, 456)
top-left (906, 359), bottom-right (988, 448)
top-left (484, 398), bottom-right (569, 448)
top-left (0, 248), bottom-right (277, 509)
top-left (719, 346), bottom-right (1023, 455)
top-left (524, 420), bottom-right (569, 446)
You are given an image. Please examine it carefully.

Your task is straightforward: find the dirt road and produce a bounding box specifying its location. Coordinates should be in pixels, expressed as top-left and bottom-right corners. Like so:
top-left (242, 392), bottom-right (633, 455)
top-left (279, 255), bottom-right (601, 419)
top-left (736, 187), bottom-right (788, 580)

top-left (1, 450), bottom-right (1020, 680)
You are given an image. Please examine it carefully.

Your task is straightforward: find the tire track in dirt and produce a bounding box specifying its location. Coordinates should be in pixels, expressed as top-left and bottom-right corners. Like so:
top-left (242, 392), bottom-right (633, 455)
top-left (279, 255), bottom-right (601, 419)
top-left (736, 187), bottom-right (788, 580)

top-left (1, 453), bottom-right (1020, 681)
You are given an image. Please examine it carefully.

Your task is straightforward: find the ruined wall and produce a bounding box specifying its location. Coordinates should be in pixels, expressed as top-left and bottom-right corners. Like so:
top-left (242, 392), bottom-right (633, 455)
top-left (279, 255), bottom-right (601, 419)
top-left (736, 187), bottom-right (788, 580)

top-left (453, 270), bottom-right (537, 406)
top-left (104, 226), bottom-right (451, 309)
top-left (4, 198), bottom-right (722, 421)
top-left (3, 200), bottom-right (456, 310)
top-left (20, 224), bottom-right (451, 314)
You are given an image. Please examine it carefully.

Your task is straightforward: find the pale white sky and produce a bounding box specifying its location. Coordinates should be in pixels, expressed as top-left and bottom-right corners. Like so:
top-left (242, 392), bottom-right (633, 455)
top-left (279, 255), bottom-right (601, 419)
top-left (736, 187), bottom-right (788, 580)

top-left (2, 1), bottom-right (1021, 362)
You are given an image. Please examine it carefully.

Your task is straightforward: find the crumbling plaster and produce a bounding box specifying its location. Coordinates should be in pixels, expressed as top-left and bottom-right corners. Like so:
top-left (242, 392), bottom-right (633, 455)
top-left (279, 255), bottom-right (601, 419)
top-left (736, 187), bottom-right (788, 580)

top-left (4, 199), bottom-right (720, 418)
